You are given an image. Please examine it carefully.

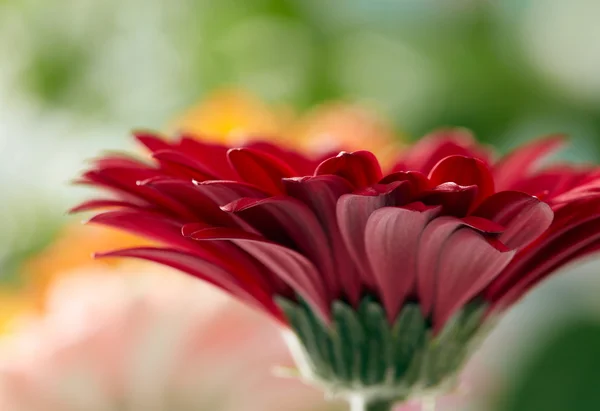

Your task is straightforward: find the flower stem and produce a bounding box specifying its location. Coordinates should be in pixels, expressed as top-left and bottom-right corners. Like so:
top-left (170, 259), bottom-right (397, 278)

top-left (349, 397), bottom-right (395, 411)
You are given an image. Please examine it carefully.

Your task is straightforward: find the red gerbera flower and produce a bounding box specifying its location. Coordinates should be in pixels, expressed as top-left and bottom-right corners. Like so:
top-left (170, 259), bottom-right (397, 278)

top-left (74, 128), bottom-right (600, 411)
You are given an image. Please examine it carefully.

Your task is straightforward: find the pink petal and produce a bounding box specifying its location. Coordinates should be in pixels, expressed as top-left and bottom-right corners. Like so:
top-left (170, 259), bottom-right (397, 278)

top-left (336, 183), bottom-right (412, 289)
top-left (364, 207), bottom-right (431, 320)
top-left (417, 216), bottom-right (505, 317)
top-left (432, 228), bottom-right (514, 330)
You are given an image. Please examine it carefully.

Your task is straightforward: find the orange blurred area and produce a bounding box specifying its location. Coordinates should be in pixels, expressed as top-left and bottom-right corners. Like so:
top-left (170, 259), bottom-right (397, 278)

top-left (0, 225), bottom-right (147, 331)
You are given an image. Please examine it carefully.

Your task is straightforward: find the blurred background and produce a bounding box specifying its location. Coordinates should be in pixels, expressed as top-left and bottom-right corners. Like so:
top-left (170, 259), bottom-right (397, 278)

top-left (1, 0), bottom-right (600, 410)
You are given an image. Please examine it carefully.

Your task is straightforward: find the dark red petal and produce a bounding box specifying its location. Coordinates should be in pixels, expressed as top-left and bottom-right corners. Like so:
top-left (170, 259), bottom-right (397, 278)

top-left (222, 196), bottom-right (336, 298)
top-left (245, 141), bottom-right (320, 176)
top-left (315, 151), bottom-right (383, 189)
top-left (431, 228), bottom-right (514, 331)
top-left (193, 180), bottom-right (269, 206)
top-left (69, 199), bottom-right (142, 214)
top-left (364, 207), bottom-right (431, 320)
top-left (188, 227), bottom-right (330, 323)
top-left (89, 210), bottom-right (194, 252)
top-left (392, 128), bottom-right (492, 174)
top-left (489, 217), bottom-right (600, 310)
top-left (378, 171), bottom-right (433, 197)
top-left (494, 134), bottom-right (566, 191)
top-left (82, 167), bottom-right (192, 218)
top-left (429, 155), bottom-right (495, 206)
top-left (283, 175), bottom-right (359, 302)
top-left (474, 191), bottom-right (553, 249)
top-left (486, 196), bottom-right (600, 303)
top-left (460, 216), bottom-right (505, 233)
top-left (177, 137), bottom-right (238, 180)
top-left (228, 148), bottom-right (297, 195)
top-left (144, 179), bottom-right (239, 227)
top-left (97, 247), bottom-right (283, 321)
top-left (419, 182), bottom-right (479, 217)
top-left (152, 150), bottom-right (219, 181)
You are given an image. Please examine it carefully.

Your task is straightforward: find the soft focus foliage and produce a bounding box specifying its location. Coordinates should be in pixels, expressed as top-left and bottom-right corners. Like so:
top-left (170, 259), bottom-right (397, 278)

top-left (496, 319), bottom-right (600, 411)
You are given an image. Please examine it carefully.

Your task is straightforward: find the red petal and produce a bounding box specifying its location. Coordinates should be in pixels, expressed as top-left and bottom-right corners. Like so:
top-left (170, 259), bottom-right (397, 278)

top-left (228, 148), bottom-right (297, 195)
top-left (379, 171), bottom-right (432, 197)
top-left (188, 227), bottom-right (330, 323)
top-left (193, 180), bottom-right (269, 206)
top-left (392, 128), bottom-right (492, 174)
top-left (97, 247), bottom-right (282, 321)
top-left (429, 155), bottom-right (495, 207)
top-left (222, 196), bottom-right (336, 298)
top-left (144, 179), bottom-right (238, 227)
top-left (245, 141), bottom-right (320, 176)
top-left (89, 210), bottom-right (193, 252)
top-left (315, 151), bottom-right (383, 189)
top-left (419, 182), bottom-right (479, 217)
top-left (494, 134), bottom-right (566, 191)
top-left (364, 207), bottom-right (431, 320)
top-left (69, 199), bottom-right (142, 214)
top-left (178, 137), bottom-right (238, 180)
top-left (134, 131), bottom-right (172, 153)
top-left (336, 184), bottom-right (413, 290)
top-left (486, 196), bottom-right (600, 303)
top-left (152, 150), bottom-right (219, 181)
top-left (431, 228), bottom-right (514, 331)
top-left (489, 217), bottom-right (600, 310)
top-left (474, 191), bottom-right (553, 249)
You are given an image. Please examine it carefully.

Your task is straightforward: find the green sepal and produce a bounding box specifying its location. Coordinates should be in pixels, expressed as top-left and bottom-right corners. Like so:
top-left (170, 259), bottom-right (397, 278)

top-left (276, 296), bottom-right (489, 403)
top-left (390, 303), bottom-right (426, 382)
top-left (332, 301), bottom-right (363, 383)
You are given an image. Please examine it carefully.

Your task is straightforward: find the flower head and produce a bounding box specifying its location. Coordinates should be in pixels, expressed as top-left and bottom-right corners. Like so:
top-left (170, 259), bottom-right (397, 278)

top-left (75, 127), bottom-right (600, 408)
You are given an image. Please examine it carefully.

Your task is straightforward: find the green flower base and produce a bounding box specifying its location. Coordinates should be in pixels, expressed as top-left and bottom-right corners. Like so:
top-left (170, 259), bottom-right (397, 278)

top-left (277, 296), bottom-right (487, 408)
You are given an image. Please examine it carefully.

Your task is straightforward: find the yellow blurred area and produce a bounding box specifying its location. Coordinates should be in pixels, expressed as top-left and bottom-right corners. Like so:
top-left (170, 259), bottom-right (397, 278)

top-left (173, 89), bottom-right (402, 162)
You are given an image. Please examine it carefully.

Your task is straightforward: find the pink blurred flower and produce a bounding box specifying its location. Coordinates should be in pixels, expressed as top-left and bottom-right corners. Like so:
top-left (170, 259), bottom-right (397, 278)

top-left (0, 264), bottom-right (335, 411)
